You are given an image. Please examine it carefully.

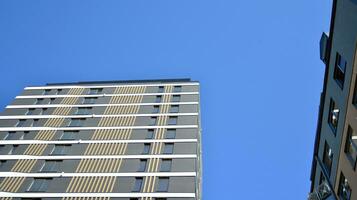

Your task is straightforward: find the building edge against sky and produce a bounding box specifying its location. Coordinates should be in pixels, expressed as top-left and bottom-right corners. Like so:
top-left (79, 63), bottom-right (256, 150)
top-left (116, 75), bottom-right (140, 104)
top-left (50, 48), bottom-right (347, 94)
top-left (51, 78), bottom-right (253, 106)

top-left (0, 78), bottom-right (202, 200)
top-left (309, 0), bottom-right (357, 200)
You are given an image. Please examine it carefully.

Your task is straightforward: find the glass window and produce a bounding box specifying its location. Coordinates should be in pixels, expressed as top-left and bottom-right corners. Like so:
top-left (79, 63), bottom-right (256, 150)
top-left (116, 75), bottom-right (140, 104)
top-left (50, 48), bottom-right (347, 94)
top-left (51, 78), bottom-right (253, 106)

top-left (142, 143), bottom-right (151, 154)
top-left (150, 117), bottom-right (157, 126)
top-left (328, 99), bottom-right (339, 133)
top-left (26, 108), bottom-right (35, 115)
top-left (5, 132), bottom-right (16, 140)
top-left (132, 177), bottom-right (143, 192)
top-left (27, 178), bottom-right (50, 192)
top-left (8, 145), bottom-right (18, 155)
top-left (83, 97), bottom-right (97, 104)
top-left (56, 89), bottom-right (62, 95)
top-left (168, 116), bottom-right (178, 125)
top-left (172, 95), bottom-right (180, 102)
top-left (338, 173), bottom-right (352, 200)
top-left (323, 142), bottom-right (333, 176)
top-left (88, 88), bottom-right (103, 95)
top-left (31, 119), bottom-right (39, 127)
top-left (169, 105), bottom-right (179, 113)
top-left (35, 98), bottom-right (44, 105)
top-left (49, 98), bottom-right (56, 104)
top-left (334, 53), bottom-right (347, 88)
top-left (51, 144), bottom-right (69, 155)
top-left (165, 129), bottom-right (176, 139)
top-left (345, 126), bottom-right (357, 167)
top-left (75, 107), bottom-right (92, 115)
top-left (152, 105), bottom-right (160, 113)
top-left (40, 108), bottom-right (48, 115)
top-left (41, 160), bottom-right (61, 172)
top-left (43, 89), bottom-right (51, 95)
top-left (155, 95), bottom-right (162, 103)
top-left (146, 129), bottom-right (154, 139)
top-left (68, 118), bottom-right (85, 127)
top-left (173, 86), bottom-right (182, 93)
top-left (163, 143), bottom-right (174, 154)
top-left (61, 131), bottom-right (78, 140)
top-left (160, 159), bottom-right (172, 172)
top-left (156, 177), bottom-right (169, 192)
top-left (16, 119), bottom-right (26, 127)
top-left (158, 86), bottom-right (164, 93)
top-left (137, 159), bottom-right (147, 172)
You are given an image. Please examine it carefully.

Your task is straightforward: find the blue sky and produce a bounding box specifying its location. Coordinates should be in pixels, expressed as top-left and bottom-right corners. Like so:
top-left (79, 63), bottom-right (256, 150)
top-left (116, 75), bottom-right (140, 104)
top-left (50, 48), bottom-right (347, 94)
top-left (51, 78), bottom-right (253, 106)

top-left (0, 0), bottom-right (332, 199)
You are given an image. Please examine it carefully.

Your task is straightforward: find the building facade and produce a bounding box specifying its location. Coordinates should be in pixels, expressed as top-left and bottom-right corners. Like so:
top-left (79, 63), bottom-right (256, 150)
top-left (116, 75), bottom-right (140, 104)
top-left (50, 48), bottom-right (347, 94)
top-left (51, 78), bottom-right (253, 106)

top-left (309, 0), bottom-right (357, 200)
top-left (0, 79), bottom-right (202, 200)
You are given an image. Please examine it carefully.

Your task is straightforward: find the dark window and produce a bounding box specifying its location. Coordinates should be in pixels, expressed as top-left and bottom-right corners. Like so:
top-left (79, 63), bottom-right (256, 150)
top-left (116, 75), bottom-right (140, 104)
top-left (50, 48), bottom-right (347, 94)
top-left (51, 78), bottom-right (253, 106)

top-left (56, 89), bottom-right (62, 95)
top-left (172, 95), bottom-right (180, 102)
top-left (155, 198), bottom-right (167, 200)
top-left (165, 129), bottom-right (176, 139)
top-left (132, 177), bottom-right (143, 192)
top-left (173, 86), bottom-right (182, 93)
top-left (150, 117), bottom-right (157, 126)
top-left (41, 160), bottom-right (61, 172)
top-left (163, 143), bottom-right (174, 154)
top-left (40, 108), bottom-right (48, 115)
top-left (152, 105), bottom-right (160, 113)
top-left (168, 116), bottom-right (178, 125)
top-left (130, 198), bottom-right (139, 200)
top-left (17, 119), bottom-right (26, 127)
top-left (323, 142), bottom-right (333, 176)
top-left (160, 159), bottom-right (172, 172)
top-left (51, 144), bottom-right (69, 155)
top-left (5, 132), bottom-right (16, 140)
top-left (8, 145), bottom-right (18, 155)
top-left (31, 119), bottom-right (39, 127)
top-left (49, 98), bottom-right (55, 104)
top-left (334, 53), bottom-right (347, 88)
top-left (75, 107), bottom-right (92, 115)
top-left (27, 178), bottom-right (51, 192)
top-left (35, 98), bottom-right (44, 105)
top-left (146, 129), bottom-right (154, 139)
top-left (83, 97), bottom-right (97, 104)
top-left (345, 126), bottom-right (357, 168)
top-left (156, 177), bottom-right (169, 192)
top-left (88, 88), bottom-right (103, 95)
top-left (169, 105), bottom-right (179, 113)
top-left (142, 143), bottom-right (151, 154)
top-left (155, 95), bottom-right (162, 103)
top-left (338, 173), bottom-right (352, 200)
top-left (137, 159), bottom-right (147, 172)
top-left (328, 99), bottom-right (339, 133)
top-left (43, 89), bottom-right (51, 95)
top-left (68, 118), bottom-right (85, 127)
top-left (61, 131), bottom-right (78, 140)
top-left (158, 86), bottom-right (164, 93)
top-left (26, 108), bottom-right (35, 115)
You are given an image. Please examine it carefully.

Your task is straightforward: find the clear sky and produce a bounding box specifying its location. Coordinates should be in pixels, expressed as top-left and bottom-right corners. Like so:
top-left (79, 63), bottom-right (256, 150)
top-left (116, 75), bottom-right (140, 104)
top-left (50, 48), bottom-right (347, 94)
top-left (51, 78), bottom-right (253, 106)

top-left (0, 0), bottom-right (333, 199)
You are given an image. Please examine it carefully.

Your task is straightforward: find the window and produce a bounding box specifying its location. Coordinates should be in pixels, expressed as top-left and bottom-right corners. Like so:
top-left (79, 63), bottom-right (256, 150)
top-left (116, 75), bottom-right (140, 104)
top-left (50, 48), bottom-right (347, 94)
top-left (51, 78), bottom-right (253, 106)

top-left (61, 131), bottom-right (78, 140)
top-left (26, 108), bottom-right (35, 115)
top-left (8, 145), bottom-right (18, 155)
top-left (323, 142), bottom-right (333, 176)
top-left (165, 129), bottom-right (176, 139)
top-left (137, 159), bottom-right (147, 172)
top-left (338, 173), bottom-right (352, 200)
top-left (83, 97), bottom-right (97, 104)
top-left (152, 105), bottom-right (160, 113)
top-left (43, 89), bottom-right (51, 95)
top-left (173, 86), bottom-right (182, 93)
top-left (334, 53), bottom-right (347, 88)
top-left (88, 88), bottom-right (103, 95)
top-left (160, 159), bottom-right (172, 172)
top-left (40, 160), bottom-right (61, 172)
top-left (68, 118), bottom-right (85, 127)
top-left (155, 95), bottom-right (162, 103)
top-left (328, 99), bottom-right (339, 133)
top-left (146, 129), bottom-right (154, 139)
top-left (35, 98), bottom-right (44, 105)
top-left (16, 119), bottom-right (26, 127)
top-left (5, 132), bottom-right (16, 140)
top-left (51, 144), bottom-right (69, 155)
top-left (158, 86), bottom-right (164, 93)
top-left (345, 126), bottom-right (357, 168)
top-left (172, 95), bottom-right (180, 102)
top-left (163, 143), bottom-right (174, 154)
top-left (49, 98), bottom-right (56, 104)
top-left (31, 119), bottom-right (39, 127)
top-left (353, 74), bottom-right (357, 106)
top-left (156, 177), bottom-right (169, 192)
top-left (75, 107), bottom-right (92, 115)
top-left (132, 177), bottom-right (143, 192)
top-left (40, 108), bottom-right (48, 115)
top-left (56, 89), bottom-right (62, 95)
top-left (168, 116), bottom-right (178, 125)
top-left (27, 178), bottom-right (51, 192)
top-left (169, 105), bottom-right (179, 113)
top-left (142, 143), bottom-right (151, 154)
top-left (150, 117), bottom-right (157, 126)
top-left (155, 198), bottom-right (167, 200)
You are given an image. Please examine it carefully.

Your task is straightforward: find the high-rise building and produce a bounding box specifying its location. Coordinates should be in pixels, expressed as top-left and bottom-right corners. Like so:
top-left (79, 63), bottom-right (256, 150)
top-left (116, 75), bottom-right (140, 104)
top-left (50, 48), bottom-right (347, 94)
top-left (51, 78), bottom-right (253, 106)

top-left (309, 0), bottom-right (357, 199)
top-left (0, 79), bottom-right (202, 200)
